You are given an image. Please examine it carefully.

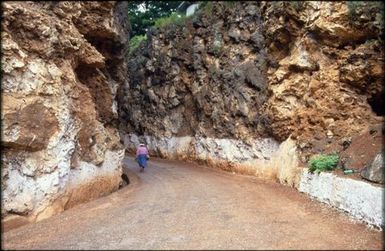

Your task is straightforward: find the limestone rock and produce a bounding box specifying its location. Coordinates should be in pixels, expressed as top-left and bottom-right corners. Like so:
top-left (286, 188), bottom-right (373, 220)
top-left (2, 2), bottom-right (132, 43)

top-left (1, 1), bottom-right (129, 226)
top-left (361, 153), bottom-right (385, 184)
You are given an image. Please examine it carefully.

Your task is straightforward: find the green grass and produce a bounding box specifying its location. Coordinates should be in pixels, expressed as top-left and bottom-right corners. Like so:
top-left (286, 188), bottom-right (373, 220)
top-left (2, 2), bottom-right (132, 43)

top-left (129, 34), bottom-right (147, 55)
top-left (153, 12), bottom-right (187, 28)
top-left (128, 12), bottom-right (190, 55)
top-left (308, 154), bottom-right (339, 174)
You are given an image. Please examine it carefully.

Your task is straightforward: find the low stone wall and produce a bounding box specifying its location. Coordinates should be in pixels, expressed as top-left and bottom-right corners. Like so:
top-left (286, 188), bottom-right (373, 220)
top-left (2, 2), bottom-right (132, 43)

top-left (124, 133), bottom-right (384, 229)
top-left (299, 169), bottom-right (384, 229)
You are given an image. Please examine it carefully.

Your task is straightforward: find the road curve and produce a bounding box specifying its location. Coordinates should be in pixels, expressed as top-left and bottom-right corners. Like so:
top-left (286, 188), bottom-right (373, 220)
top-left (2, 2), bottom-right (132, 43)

top-left (2, 156), bottom-right (383, 250)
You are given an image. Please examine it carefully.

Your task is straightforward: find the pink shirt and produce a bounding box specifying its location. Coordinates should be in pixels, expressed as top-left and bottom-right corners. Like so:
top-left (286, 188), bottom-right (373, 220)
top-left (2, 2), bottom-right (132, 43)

top-left (136, 146), bottom-right (148, 156)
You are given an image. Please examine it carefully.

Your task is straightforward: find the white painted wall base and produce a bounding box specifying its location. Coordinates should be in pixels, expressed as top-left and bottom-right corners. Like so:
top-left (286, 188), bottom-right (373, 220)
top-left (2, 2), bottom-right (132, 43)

top-left (299, 169), bottom-right (384, 229)
top-left (124, 133), bottom-right (279, 162)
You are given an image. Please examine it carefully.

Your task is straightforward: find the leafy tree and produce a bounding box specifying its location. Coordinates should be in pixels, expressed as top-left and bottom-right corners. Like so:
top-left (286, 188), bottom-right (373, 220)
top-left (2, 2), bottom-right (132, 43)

top-left (128, 1), bottom-right (184, 37)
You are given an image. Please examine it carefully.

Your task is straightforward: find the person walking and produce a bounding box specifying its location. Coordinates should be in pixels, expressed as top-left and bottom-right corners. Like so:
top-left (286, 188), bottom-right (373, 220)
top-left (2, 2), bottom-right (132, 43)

top-left (136, 143), bottom-right (149, 172)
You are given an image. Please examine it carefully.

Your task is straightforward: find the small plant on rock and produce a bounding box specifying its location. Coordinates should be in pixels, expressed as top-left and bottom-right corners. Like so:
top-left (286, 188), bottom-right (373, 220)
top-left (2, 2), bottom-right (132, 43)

top-left (154, 12), bottom-right (187, 28)
top-left (129, 34), bottom-right (147, 55)
top-left (308, 153), bottom-right (339, 174)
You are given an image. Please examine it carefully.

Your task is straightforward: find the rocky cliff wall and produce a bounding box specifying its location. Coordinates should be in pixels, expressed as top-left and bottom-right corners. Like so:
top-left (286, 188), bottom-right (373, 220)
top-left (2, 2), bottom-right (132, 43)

top-left (1, 1), bottom-right (129, 229)
top-left (119, 1), bottom-right (384, 228)
top-left (119, 1), bottom-right (384, 184)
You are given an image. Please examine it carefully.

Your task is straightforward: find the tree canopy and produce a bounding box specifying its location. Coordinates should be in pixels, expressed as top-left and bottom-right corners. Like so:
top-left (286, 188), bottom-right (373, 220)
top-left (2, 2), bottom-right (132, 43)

top-left (128, 1), bottom-right (184, 37)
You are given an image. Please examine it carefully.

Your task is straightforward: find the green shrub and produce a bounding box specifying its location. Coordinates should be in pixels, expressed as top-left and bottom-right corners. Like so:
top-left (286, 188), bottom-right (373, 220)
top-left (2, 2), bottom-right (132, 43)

top-left (129, 35), bottom-right (147, 55)
top-left (153, 12), bottom-right (187, 28)
top-left (308, 154), bottom-right (339, 174)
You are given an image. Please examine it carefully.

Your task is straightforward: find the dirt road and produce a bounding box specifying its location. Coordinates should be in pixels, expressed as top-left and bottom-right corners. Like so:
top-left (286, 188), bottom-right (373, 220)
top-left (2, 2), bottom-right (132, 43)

top-left (2, 156), bottom-right (383, 250)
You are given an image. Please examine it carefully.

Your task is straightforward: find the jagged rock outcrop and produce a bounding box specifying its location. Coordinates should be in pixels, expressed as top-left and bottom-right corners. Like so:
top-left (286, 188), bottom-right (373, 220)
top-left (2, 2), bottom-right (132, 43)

top-left (119, 1), bottom-right (384, 182)
top-left (1, 1), bottom-right (129, 229)
top-left (261, 2), bottom-right (384, 159)
top-left (119, 2), bottom-right (270, 142)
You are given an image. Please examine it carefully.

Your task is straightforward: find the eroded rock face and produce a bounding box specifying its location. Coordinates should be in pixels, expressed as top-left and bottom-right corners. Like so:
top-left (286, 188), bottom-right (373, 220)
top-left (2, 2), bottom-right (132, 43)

top-left (1, 1), bottom-right (129, 227)
top-left (119, 2), bottom-right (269, 142)
top-left (261, 2), bottom-right (384, 154)
top-left (119, 2), bottom-right (384, 176)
